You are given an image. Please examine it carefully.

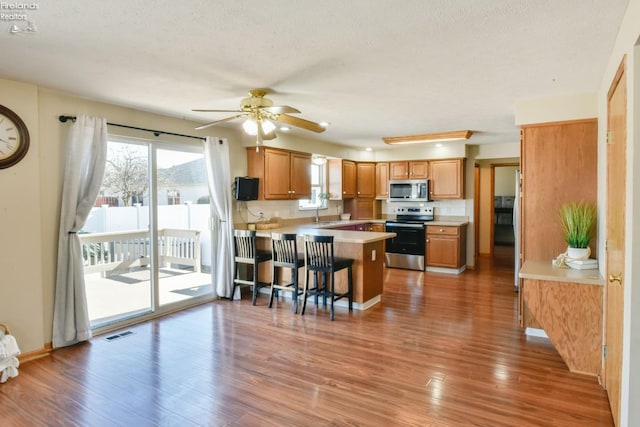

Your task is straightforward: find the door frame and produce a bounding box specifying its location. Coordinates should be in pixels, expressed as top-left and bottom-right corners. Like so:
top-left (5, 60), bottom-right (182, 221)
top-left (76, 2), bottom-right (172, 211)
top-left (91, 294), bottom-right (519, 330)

top-left (604, 55), bottom-right (627, 427)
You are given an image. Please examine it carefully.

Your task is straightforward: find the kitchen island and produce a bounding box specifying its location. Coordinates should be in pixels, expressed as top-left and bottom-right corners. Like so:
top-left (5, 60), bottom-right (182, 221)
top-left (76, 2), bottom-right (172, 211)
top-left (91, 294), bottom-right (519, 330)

top-left (253, 221), bottom-right (395, 310)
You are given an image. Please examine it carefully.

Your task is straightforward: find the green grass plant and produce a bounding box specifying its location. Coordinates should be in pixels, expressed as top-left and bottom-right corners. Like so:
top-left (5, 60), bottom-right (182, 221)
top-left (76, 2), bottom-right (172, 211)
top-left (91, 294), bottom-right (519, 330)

top-left (559, 202), bottom-right (597, 248)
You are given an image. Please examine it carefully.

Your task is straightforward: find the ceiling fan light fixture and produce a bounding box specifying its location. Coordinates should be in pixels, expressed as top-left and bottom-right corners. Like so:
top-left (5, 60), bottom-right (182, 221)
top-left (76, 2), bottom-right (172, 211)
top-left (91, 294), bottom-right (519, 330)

top-left (242, 117), bottom-right (258, 135)
top-left (260, 119), bottom-right (276, 135)
top-left (383, 130), bottom-right (473, 145)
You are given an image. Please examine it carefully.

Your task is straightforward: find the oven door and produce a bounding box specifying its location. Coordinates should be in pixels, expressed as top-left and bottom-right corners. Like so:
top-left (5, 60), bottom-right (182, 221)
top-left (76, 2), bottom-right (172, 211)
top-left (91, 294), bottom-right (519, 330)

top-left (385, 222), bottom-right (426, 255)
top-left (385, 222), bottom-right (426, 270)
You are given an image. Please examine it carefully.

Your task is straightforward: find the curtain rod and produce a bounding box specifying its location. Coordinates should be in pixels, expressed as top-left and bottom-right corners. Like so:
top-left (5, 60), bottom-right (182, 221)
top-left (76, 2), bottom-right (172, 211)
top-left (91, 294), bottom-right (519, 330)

top-left (58, 115), bottom-right (206, 141)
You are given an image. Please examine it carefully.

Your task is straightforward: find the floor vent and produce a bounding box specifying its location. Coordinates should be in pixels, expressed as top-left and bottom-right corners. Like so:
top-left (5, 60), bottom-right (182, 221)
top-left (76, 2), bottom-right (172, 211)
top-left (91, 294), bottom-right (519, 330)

top-left (105, 331), bottom-right (134, 341)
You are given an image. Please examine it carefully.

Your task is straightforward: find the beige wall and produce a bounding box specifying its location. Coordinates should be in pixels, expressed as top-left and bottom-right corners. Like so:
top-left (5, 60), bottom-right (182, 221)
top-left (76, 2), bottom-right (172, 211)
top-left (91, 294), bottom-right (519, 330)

top-left (0, 79), bottom-right (45, 353)
top-left (495, 166), bottom-right (518, 196)
top-left (514, 92), bottom-right (598, 125)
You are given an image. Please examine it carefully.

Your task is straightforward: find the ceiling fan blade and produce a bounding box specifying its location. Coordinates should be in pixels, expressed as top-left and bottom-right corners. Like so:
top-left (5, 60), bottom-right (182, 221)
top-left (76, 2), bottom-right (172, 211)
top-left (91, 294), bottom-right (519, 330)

top-left (276, 114), bottom-right (326, 133)
top-left (195, 114), bottom-right (246, 130)
top-left (262, 105), bottom-right (301, 114)
top-left (192, 109), bottom-right (243, 113)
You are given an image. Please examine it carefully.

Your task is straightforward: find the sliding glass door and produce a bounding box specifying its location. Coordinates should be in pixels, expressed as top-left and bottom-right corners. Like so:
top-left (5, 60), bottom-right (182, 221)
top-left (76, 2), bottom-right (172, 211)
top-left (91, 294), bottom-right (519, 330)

top-left (81, 138), bottom-right (213, 329)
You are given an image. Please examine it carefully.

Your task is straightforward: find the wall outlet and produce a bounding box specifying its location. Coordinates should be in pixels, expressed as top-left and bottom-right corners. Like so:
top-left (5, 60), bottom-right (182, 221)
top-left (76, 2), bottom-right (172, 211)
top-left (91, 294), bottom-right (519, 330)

top-left (371, 250), bottom-right (376, 261)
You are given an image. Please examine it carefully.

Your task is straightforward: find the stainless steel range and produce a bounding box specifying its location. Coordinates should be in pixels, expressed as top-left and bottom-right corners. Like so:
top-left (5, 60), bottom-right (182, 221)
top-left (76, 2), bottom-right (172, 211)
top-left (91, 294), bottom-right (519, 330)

top-left (385, 206), bottom-right (434, 271)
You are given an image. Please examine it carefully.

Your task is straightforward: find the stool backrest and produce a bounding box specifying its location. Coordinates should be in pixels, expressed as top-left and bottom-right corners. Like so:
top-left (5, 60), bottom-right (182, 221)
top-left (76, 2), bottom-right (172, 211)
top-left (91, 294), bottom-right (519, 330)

top-left (234, 229), bottom-right (257, 262)
top-left (271, 233), bottom-right (299, 267)
top-left (304, 234), bottom-right (334, 271)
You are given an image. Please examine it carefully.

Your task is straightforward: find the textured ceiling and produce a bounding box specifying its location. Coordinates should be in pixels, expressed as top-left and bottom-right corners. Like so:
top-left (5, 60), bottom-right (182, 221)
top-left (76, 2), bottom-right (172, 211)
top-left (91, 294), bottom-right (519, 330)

top-left (0, 0), bottom-right (629, 149)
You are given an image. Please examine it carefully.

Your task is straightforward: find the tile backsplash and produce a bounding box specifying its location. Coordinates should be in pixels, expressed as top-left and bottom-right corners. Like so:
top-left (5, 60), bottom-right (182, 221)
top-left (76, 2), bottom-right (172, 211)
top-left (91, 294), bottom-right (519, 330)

top-left (236, 198), bottom-right (468, 224)
top-left (381, 199), bottom-right (468, 217)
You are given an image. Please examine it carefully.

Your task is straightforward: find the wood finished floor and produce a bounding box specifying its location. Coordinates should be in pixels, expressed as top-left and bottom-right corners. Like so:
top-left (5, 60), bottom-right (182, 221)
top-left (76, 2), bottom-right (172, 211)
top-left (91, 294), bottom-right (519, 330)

top-left (2, 250), bottom-right (613, 426)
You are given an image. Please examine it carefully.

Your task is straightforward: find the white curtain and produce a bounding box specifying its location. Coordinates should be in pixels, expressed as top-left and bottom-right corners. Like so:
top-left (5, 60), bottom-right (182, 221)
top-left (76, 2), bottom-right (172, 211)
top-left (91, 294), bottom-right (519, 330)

top-left (203, 137), bottom-right (235, 298)
top-left (52, 116), bottom-right (107, 348)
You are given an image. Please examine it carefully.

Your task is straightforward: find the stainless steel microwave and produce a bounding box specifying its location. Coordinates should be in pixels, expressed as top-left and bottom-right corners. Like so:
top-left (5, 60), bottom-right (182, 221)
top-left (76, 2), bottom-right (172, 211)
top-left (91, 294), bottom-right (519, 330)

top-left (388, 179), bottom-right (430, 202)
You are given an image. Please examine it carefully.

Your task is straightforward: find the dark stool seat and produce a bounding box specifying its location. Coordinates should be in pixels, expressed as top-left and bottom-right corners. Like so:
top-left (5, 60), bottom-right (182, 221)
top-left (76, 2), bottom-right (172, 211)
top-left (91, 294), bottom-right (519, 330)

top-left (231, 229), bottom-right (272, 305)
top-left (302, 234), bottom-right (354, 320)
top-left (269, 233), bottom-right (305, 313)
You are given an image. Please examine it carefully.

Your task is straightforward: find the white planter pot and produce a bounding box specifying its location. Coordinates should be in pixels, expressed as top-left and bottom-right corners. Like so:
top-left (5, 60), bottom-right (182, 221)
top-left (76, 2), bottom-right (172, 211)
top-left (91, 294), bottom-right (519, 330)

top-left (567, 246), bottom-right (590, 260)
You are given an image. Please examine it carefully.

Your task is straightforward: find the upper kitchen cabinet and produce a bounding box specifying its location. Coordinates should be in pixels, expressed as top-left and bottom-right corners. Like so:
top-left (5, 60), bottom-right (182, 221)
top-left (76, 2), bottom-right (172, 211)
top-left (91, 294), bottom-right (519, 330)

top-left (429, 158), bottom-right (465, 200)
top-left (389, 161), bottom-right (429, 180)
top-left (356, 162), bottom-right (376, 198)
top-left (247, 147), bottom-right (311, 200)
top-left (328, 159), bottom-right (356, 199)
top-left (375, 162), bottom-right (389, 199)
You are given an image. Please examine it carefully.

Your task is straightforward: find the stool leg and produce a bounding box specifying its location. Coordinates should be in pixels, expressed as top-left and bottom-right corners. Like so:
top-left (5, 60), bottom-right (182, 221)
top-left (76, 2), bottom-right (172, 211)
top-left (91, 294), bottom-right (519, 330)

top-left (314, 271), bottom-right (320, 307)
top-left (348, 265), bottom-right (353, 311)
top-left (329, 270), bottom-right (335, 321)
top-left (322, 272), bottom-right (328, 307)
top-left (301, 266), bottom-right (310, 315)
top-left (252, 261), bottom-right (259, 306)
top-left (268, 265), bottom-right (277, 308)
top-left (230, 260), bottom-right (239, 301)
top-left (292, 267), bottom-right (299, 314)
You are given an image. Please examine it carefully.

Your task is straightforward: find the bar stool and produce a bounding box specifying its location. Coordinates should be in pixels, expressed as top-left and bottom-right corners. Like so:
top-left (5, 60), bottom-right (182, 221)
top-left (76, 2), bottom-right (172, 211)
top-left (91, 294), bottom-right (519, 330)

top-left (302, 234), bottom-right (354, 320)
top-left (231, 229), bottom-right (272, 305)
top-left (269, 233), bottom-right (305, 313)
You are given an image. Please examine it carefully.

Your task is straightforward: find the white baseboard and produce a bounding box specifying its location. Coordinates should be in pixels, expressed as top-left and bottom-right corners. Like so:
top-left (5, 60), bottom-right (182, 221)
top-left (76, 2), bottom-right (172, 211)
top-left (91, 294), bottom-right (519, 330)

top-left (426, 265), bottom-right (466, 274)
top-left (525, 327), bottom-right (549, 338)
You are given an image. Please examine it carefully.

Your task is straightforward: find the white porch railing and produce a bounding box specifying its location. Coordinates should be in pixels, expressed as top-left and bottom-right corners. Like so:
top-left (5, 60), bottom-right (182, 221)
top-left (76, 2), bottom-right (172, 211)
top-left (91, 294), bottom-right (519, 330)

top-left (78, 228), bottom-right (201, 276)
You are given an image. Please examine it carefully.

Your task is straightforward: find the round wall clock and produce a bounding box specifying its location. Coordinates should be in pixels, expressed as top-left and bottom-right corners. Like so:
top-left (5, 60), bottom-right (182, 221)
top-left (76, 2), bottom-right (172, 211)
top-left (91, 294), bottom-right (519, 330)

top-left (0, 104), bottom-right (30, 169)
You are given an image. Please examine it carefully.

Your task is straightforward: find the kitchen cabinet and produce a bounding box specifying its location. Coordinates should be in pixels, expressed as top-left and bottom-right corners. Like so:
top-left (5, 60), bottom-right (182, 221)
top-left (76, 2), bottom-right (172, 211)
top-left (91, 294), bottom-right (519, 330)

top-left (344, 198), bottom-right (377, 220)
top-left (389, 161), bottom-right (429, 180)
top-left (247, 147), bottom-right (311, 200)
top-left (356, 162), bottom-right (376, 198)
top-left (370, 223), bottom-right (385, 232)
top-left (375, 162), bottom-right (389, 199)
top-left (343, 162), bottom-right (377, 219)
top-left (328, 159), bottom-right (356, 199)
top-left (426, 224), bottom-right (467, 269)
top-left (428, 158), bottom-right (465, 200)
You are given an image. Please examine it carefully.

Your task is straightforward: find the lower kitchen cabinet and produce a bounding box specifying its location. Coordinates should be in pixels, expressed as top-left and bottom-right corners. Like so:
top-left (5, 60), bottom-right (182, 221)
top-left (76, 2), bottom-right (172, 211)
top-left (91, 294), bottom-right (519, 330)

top-left (426, 224), bottom-right (467, 269)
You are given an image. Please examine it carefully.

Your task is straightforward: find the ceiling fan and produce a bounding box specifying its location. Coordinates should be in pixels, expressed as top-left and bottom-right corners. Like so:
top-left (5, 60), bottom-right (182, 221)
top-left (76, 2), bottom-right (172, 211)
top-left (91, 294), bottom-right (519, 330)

top-left (193, 89), bottom-right (326, 141)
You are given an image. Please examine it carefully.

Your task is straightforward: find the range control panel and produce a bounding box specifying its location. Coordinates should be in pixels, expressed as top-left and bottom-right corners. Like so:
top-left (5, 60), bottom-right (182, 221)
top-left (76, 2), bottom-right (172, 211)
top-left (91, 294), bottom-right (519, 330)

top-left (391, 206), bottom-right (434, 216)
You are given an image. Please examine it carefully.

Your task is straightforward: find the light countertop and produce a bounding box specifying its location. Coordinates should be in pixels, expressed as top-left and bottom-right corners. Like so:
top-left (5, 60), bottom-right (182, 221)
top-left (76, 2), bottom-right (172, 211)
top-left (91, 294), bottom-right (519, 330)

top-left (519, 260), bottom-right (604, 286)
top-left (255, 221), bottom-right (395, 244)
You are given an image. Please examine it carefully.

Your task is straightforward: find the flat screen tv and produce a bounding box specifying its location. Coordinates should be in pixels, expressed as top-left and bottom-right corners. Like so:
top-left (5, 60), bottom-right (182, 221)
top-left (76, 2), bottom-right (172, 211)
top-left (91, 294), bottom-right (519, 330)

top-left (234, 176), bottom-right (259, 201)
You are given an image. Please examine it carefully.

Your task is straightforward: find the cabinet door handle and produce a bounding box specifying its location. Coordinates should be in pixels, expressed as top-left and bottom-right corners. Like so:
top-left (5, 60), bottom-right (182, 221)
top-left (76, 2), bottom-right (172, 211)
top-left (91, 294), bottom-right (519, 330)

top-left (426, 239), bottom-right (429, 243)
top-left (439, 228), bottom-right (444, 232)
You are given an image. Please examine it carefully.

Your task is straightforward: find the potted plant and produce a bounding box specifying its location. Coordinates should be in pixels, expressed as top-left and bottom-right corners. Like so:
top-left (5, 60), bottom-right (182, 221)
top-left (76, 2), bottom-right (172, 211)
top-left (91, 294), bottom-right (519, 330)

top-left (558, 201), bottom-right (597, 259)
